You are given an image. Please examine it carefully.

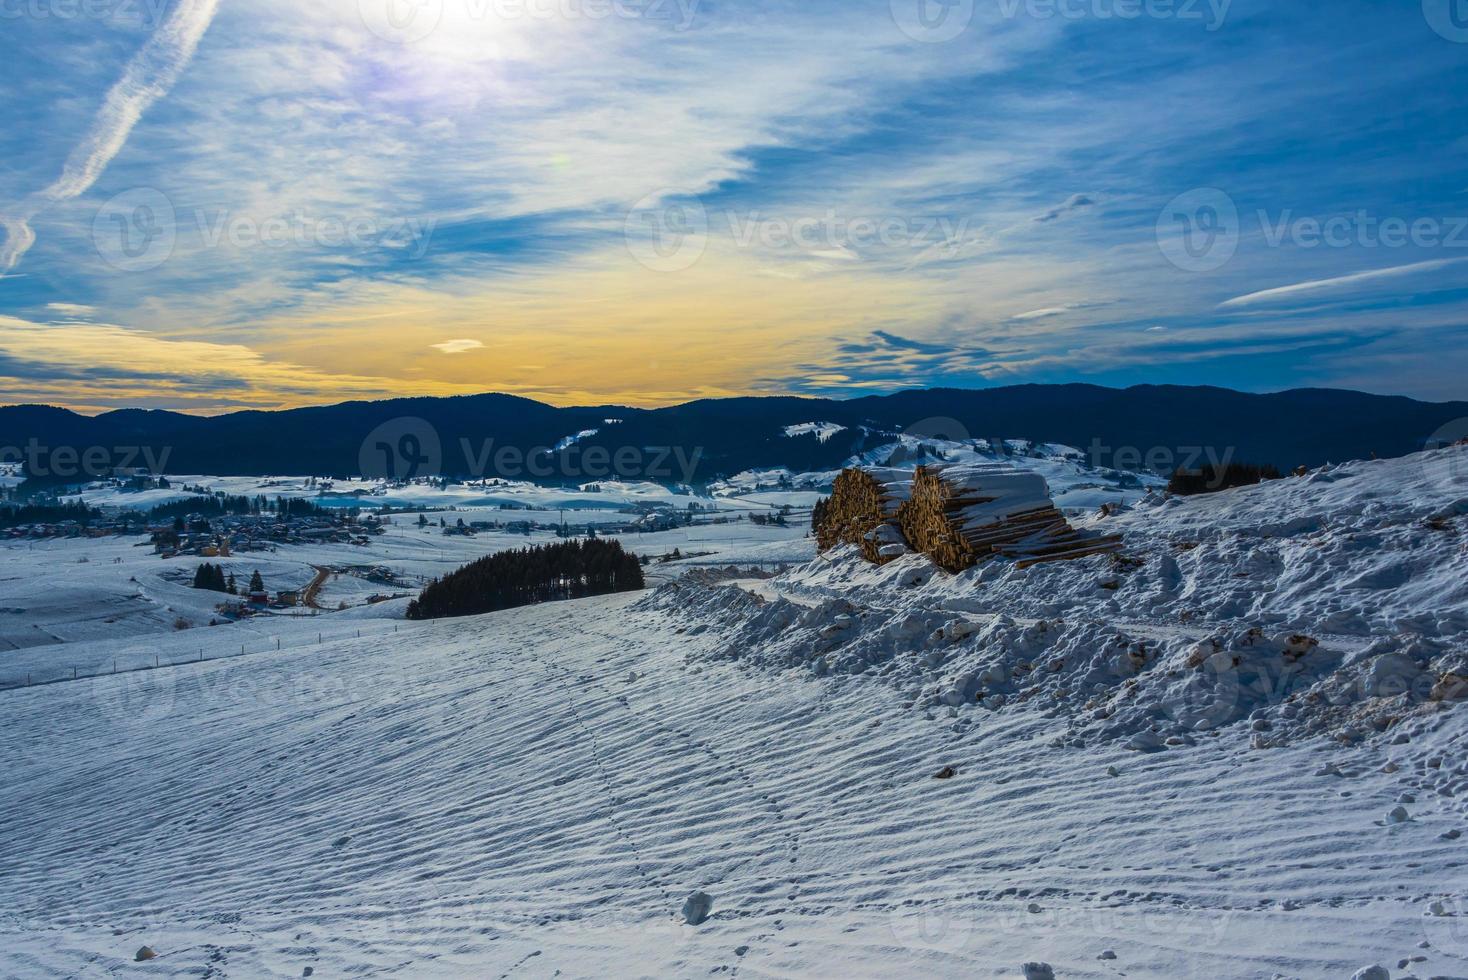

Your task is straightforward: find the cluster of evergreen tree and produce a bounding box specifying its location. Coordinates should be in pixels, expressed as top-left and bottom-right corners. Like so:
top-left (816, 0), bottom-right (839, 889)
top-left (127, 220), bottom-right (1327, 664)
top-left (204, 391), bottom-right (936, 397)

top-left (145, 493), bottom-right (340, 522)
top-left (1167, 462), bottom-right (1282, 496)
top-left (407, 539), bottom-right (645, 620)
top-left (0, 499), bottom-right (104, 528)
top-left (191, 563), bottom-right (234, 593)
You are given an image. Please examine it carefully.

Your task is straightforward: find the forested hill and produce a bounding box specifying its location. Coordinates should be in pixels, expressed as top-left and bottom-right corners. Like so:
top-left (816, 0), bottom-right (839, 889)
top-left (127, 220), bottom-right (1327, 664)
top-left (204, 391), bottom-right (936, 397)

top-left (2, 384), bottom-right (1465, 483)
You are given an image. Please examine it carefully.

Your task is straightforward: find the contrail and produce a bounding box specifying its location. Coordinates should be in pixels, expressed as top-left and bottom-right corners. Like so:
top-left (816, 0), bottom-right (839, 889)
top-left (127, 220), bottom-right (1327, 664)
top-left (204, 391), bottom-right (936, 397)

top-left (0, 0), bottom-right (220, 272)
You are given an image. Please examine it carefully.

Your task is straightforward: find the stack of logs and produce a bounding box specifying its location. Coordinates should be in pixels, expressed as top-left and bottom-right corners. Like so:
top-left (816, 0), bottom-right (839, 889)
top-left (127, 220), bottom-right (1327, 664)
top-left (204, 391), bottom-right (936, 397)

top-left (813, 467), bottom-right (913, 565)
top-left (897, 464), bottom-right (1123, 572)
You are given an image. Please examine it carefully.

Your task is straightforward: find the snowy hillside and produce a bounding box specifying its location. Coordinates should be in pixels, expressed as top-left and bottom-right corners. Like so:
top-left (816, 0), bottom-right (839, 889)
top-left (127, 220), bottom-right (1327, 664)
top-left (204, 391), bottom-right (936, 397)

top-left (2, 446), bottom-right (1467, 977)
top-left (710, 435), bottom-right (1163, 514)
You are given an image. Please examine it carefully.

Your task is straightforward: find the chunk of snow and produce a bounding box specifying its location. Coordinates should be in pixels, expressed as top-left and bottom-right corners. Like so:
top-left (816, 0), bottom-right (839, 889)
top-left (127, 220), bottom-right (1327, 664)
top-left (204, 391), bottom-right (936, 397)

top-left (682, 891), bottom-right (713, 925)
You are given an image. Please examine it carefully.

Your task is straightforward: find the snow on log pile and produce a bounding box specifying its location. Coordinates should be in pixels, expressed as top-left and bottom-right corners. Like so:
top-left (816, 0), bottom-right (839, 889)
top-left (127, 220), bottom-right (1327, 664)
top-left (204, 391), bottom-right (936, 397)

top-left (814, 468), bottom-right (913, 564)
top-left (898, 464), bottom-right (1123, 572)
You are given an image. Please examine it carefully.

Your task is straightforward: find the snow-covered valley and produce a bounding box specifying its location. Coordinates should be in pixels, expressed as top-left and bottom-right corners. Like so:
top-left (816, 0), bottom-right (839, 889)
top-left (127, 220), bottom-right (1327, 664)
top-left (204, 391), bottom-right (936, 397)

top-left (3, 443), bottom-right (1468, 978)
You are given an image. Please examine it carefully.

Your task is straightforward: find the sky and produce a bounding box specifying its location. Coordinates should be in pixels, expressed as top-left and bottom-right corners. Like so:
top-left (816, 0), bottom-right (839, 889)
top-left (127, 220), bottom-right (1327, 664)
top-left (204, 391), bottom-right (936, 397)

top-left (1, 0), bottom-right (1467, 414)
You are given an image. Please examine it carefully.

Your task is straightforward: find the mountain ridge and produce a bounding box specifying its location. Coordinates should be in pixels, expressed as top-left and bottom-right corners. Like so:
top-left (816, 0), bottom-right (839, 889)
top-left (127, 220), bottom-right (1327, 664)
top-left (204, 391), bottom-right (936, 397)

top-left (3, 384), bottom-right (1465, 482)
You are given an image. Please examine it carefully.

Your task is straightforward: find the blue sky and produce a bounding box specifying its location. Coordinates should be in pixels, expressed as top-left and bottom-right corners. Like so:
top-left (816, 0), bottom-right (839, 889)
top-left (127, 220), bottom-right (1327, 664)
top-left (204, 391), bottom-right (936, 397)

top-left (1, 0), bottom-right (1466, 412)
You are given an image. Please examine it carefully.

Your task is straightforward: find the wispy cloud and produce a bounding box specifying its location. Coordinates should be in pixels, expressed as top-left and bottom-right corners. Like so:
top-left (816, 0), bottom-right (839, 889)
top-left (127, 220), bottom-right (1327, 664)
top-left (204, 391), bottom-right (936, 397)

top-left (1034, 194), bottom-right (1095, 224)
top-left (0, 314), bottom-right (415, 411)
top-left (44, 302), bottom-right (97, 318)
top-left (0, 0), bottom-right (219, 271)
top-left (1008, 302), bottom-right (1111, 322)
top-left (1219, 258), bottom-right (1468, 309)
top-left (430, 339), bottom-right (484, 354)
top-left (3, 1), bottom-right (1467, 407)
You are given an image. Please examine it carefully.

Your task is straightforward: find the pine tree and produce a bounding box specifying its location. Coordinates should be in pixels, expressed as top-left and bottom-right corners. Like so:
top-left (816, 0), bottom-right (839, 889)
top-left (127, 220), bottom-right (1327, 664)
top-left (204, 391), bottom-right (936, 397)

top-left (406, 539), bottom-right (645, 620)
top-left (192, 563), bottom-right (228, 593)
top-left (249, 569), bottom-right (264, 593)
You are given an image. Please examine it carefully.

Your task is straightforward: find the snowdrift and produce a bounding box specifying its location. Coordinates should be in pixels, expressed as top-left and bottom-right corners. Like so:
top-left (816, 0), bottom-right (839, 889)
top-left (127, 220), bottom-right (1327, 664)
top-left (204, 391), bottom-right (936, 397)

top-left (643, 443), bottom-right (1468, 751)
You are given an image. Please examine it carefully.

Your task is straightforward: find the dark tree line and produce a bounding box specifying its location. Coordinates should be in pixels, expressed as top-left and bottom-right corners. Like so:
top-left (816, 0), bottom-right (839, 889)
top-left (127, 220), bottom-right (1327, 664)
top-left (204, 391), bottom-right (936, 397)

top-left (407, 539), bottom-right (645, 620)
top-left (146, 494), bottom-right (340, 522)
top-left (0, 499), bottom-right (103, 528)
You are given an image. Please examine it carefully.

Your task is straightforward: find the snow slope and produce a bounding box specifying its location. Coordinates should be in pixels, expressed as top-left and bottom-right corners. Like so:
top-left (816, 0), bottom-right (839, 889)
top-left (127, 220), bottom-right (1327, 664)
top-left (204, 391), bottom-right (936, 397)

top-left (3, 591), bottom-right (1467, 978)
top-left (3, 446), bottom-right (1467, 977)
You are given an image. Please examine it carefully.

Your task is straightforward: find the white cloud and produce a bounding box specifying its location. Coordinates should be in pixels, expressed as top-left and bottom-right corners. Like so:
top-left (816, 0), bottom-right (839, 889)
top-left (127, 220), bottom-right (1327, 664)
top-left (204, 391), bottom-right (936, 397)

top-left (0, 0), bottom-right (219, 271)
top-left (430, 339), bottom-right (484, 354)
top-left (1219, 258), bottom-right (1468, 308)
top-left (1010, 306), bottom-right (1073, 321)
top-left (45, 303), bottom-right (97, 318)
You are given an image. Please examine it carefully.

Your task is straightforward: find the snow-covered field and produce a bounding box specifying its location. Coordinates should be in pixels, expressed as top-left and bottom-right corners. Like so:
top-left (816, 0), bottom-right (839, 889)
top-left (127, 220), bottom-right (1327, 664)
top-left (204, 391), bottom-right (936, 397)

top-left (0, 489), bottom-right (812, 681)
top-left (3, 444), bottom-right (1468, 977)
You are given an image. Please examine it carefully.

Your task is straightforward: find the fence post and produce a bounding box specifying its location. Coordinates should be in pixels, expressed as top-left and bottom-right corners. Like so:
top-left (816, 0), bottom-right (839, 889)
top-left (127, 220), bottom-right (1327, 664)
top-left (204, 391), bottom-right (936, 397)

top-left (72, 666), bottom-right (77, 680)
